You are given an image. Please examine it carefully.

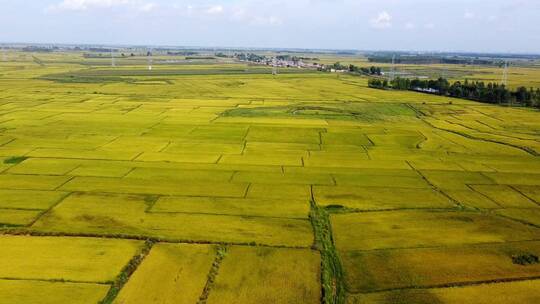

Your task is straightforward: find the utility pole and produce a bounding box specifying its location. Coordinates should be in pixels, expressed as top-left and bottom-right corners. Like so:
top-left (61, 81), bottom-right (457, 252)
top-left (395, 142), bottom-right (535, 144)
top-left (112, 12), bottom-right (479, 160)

top-left (272, 57), bottom-right (278, 75)
top-left (441, 61), bottom-right (446, 80)
top-left (390, 54), bottom-right (396, 81)
top-left (502, 60), bottom-right (511, 106)
top-left (111, 48), bottom-right (116, 67)
top-left (501, 60), bottom-right (508, 86)
top-left (148, 48), bottom-right (153, 71)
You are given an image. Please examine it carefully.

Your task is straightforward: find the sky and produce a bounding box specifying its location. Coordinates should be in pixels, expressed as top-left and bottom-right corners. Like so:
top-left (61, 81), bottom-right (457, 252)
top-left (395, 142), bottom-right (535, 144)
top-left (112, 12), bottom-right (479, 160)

top-left (1, 0), bottom-right (539, 53)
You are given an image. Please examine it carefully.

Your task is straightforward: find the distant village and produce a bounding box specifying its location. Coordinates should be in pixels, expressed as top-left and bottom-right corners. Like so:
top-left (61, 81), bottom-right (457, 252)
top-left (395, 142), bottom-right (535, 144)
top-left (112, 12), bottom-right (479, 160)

top-left (223, 52), bottom-right (331, 71)
top-left (225, 52), bottom-right (387, 75)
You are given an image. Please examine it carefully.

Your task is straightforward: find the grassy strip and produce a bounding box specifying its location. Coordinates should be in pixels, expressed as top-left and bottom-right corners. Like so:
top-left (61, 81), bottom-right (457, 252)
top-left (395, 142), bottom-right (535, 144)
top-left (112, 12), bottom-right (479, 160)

top-left (3, 156), bottom-right (28, 164)
top-left (39, 67), bottom-right (315, 83)
top-left (32, 56), bottom-right (45, 66)
top-left (310, 201), bottom-right (346, 304)
top-left (99, 239), bottom-right (155, 304)
top-left (2, 229), bottom-right (307, 249)
top-left (39, 75), bottom-right (131, 84)
top-left (0, 277), bottom-right (110, 285)
top-left (197, 245), bottom-right (228, 304)
top-left (0, 223), bottom-right (27, 229)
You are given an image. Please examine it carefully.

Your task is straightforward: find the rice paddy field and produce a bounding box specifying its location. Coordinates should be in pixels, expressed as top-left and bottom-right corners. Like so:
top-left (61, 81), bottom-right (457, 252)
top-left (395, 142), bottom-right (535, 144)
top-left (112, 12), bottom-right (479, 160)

top-left (0, 51), bottom-right (540, 303)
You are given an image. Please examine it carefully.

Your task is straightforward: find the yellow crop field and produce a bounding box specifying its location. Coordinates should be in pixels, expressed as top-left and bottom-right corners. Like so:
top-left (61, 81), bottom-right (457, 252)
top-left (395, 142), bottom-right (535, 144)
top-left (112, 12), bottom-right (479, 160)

top-left (0, 190), bottom-right (67, 210)
top-left (0, 50), bottom-right (539, 303)
top-left (342, 241), bottom-right (540, 293)
top-left (0, 280), bottom-right (109, 304)
top-left (151, 196), bottom-right (311, 219)
top-left (331, 211), bottom-right (540, 251)
top-left (349, 280), bottom-right (540, 304)
top-left (314, 186), bottom-right (452, 210)
top-left (470, 184), bottom-right (539, 208)
top-left (497, 208), bottom-right (540, 227)
top-left (0, 235), bottom-right (142, 282)
top-left (206, 246), bottom-right (321, 304)
top-left (32, 192), bottom-right (314, 246)
top-left (114, 244), bottom-right (217, 304)
top-left (0, 209), bottom-right (42, 226)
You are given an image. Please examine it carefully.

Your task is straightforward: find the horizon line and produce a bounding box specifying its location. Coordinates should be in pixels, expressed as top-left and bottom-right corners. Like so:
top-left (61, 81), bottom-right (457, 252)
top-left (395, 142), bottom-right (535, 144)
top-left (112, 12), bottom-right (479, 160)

top-left (1, 41), bottom-right (540, 57)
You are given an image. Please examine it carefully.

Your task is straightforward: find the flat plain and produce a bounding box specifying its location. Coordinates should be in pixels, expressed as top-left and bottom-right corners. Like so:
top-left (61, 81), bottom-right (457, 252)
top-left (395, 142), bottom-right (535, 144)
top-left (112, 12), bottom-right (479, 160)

top-left (0, 51), bottom-right (539, 303)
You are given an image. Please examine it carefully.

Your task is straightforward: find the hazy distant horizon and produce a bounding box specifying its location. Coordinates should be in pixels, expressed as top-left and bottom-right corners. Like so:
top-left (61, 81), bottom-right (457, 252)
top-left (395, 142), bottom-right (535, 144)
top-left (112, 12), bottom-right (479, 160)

top-left (1, 0), bottom-right (539, 54)
top-left (4, 41), bottom-right (540, 57)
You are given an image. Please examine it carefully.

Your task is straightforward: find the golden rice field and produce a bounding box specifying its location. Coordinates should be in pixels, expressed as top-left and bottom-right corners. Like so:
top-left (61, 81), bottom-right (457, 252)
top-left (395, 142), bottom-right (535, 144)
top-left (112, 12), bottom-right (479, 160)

top-left (0, 51), bottom-right (539, 303)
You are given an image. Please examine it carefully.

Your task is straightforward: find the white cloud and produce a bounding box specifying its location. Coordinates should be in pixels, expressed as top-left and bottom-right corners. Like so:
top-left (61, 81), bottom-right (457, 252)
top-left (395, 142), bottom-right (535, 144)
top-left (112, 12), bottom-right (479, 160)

top-left (53, 0), bottom-right (129, 11)
top-left (370, 11), bottom-right (392, 29)
top-left (49, 0), bottom-right (154, 12)
top-left (205, 5), bottom-right (224, 15)
top-left (139, 2), bottom-right (156, 12)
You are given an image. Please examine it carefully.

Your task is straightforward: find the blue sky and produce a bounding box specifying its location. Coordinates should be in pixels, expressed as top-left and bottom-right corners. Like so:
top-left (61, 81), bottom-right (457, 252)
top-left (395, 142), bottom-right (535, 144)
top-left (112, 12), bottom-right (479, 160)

top-left (1, 0), bottom-right (539, 53)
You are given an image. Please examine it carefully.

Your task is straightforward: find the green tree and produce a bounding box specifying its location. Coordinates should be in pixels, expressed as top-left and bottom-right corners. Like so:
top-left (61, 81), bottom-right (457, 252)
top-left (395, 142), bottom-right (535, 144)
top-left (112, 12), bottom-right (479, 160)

top-left (515, 87), bottom-right (529, 103)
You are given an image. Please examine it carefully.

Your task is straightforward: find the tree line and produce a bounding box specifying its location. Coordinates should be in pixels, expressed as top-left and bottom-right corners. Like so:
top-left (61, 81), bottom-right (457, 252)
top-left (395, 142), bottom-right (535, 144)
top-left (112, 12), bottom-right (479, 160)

top-left (368, 77), bottom-right (540, 108)
top-left (368, 55), bottom-right (496, 65)
top-left (235, 53), bottom-right (266, 62)
top-left (351, 65), bottom-right (382, 75)
top-left (276, 55), bottom-right (319, 62)
top-left (325, 62), bottom-right (382, 75)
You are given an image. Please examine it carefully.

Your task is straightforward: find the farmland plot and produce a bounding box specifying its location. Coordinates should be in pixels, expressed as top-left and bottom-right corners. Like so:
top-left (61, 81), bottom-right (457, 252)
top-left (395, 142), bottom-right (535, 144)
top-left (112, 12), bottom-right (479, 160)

top-left (0, 52), bottom-right (539, 303)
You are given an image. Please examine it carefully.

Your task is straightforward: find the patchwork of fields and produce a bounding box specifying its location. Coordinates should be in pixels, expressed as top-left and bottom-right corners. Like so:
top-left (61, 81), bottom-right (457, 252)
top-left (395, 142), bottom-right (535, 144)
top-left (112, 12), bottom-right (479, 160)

top-left (1, 53), bottom-right (540, 303)
top-left (314, 55), bottom-right (540, 89)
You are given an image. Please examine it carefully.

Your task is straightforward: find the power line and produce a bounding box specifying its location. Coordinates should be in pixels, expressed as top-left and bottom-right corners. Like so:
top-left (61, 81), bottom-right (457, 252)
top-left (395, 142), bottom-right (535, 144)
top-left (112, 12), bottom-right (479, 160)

top-left (390, 54), bottom-right (396, 81)
top-left (502, 60), bottom-right (508, 86)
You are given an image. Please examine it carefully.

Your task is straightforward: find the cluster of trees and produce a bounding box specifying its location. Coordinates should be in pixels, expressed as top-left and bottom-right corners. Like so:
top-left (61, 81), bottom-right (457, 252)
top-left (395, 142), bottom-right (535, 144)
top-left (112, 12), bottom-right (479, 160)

top-left (235, 53), bottom-right (266, 62)
top-left (514, 86), bottom-right (540, 107)
top-left (167, 51), bottom-right (198, 56)
top-left (215, 52), bottom-right (230, 58)
top-left (276, 55), bottom-right (319, 62)
top-left (368, 55), bottom-right (494, 65)
top-left (185, 56), bottom-right (216, 60)
top-left (88, 47), bottom-right (112, 53)
top-left (22, 46), bottom-right (57, 53)
top-left (369, 77), bottom-right (540, 108)
top-left (387, 77), bottom-right (451, 93)
top-left (353, 65), bottom-right (382, 75)
top-left (325, 62), bottom-right (382, 75)
top-left (318, 62), bottom-right (347, 72)
top-left (447, 80), bottom-right (511, 104)
top-left (84, 53), bottom-right (138, 58)
top-left (325, 62), bottom-right (347, 71)
top-left (367, 78), bottom-right (389, 89)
